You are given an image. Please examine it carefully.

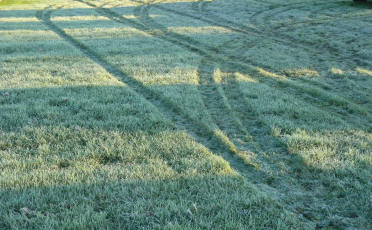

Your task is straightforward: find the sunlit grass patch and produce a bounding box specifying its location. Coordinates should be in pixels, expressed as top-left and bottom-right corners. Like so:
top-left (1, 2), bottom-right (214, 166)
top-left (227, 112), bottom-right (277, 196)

top-left (0, 17), bottom-right (39, 22)
top-left (256, 67), bottom-right (280, 78)
top-left (331, 67), bottom-right (345, 75)
top-left (0, 0), bottom-right (44, 6)
top-left (283, 68), bottom-right (319, 78)
top-left (51, 15), bottom-right (109, 21)
top-left (167, 26), bottom-right (231, 35)
top-left (357, 67), bottom-right (372, 77)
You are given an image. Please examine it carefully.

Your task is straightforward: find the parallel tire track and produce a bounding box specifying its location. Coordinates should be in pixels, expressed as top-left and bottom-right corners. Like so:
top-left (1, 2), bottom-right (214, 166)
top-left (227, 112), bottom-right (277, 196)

top-left (208, 35), bottom-right (370, 129)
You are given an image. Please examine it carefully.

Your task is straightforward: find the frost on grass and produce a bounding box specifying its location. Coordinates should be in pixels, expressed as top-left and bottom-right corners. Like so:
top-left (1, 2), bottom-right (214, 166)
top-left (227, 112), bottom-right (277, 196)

top-left (0, 0), bottom-right (371, 229)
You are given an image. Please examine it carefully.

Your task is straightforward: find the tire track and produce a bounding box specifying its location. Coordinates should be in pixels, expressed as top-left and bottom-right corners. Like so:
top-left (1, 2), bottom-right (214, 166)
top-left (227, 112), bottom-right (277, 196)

top-left (273, 9), bottom-right (372, 31)
top-left (254, 1), bottom-right (372, 70)
top-left (213, 37), bottom-right (370, 129)
top-left (193, 7), bottom-right (372, 223)
top-left (150, 1), bottom-right (336, 73)
top-left (250, 1), bottom-right (341, 31)
top-left (36, 6), bottom-right (259, 178)
top-left (131, 0), bottom-right (218, 52)
top-left (196, 59), bottom-right (264, 167)
top-left (186, 8), bottom-right (369, 221)
top-left (34, 4), bottom-right (371, 225)
top-left (188, 0), bottom-right (370, 72)
top-left (191, 0), bottom-right (209, 13)
top-left (273, 13), bottom-right (372, 31)
top-left (192, 36), bottom-right (325, 223)
top-left (152, 1), bottom-right (341, 71)
top-left (194, 0), bottom-right (371, 70)
top-left (192, 0), bottom-right (309, 176)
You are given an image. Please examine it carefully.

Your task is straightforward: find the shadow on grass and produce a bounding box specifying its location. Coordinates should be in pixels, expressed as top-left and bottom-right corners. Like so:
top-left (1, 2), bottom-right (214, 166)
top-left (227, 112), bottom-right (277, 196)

top-left (0, 1), bottom-right (371, 229)
top-left (346, 0), bottom-right (372, 9)
top-left (0, 175), bottom-right (309, 229)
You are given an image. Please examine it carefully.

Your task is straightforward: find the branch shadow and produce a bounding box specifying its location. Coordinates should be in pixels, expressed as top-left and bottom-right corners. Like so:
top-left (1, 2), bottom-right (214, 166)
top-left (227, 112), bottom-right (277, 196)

top-left (0, 1), bottom-right (371, 229)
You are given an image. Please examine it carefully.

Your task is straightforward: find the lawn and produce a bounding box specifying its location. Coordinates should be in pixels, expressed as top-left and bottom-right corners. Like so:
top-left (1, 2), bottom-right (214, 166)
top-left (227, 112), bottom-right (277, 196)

top-left (0, 0), bottom-right (371, 229)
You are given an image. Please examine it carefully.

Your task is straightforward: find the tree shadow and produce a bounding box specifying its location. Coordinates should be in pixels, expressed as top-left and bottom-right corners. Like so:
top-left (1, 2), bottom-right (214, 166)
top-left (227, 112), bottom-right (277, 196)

top-left (1, 1), bottom-right (372, 229)
top-left (1, 175), bottom-right (309, 229)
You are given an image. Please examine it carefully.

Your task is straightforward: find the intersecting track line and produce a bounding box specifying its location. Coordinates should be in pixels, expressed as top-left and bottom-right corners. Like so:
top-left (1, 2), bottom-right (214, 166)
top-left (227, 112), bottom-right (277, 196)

top-left (250, 0), bottom-right (341, 30)
top-left (35, 7), bottom-right (259, 179)
top-left (187, 1), bottom-right (321, 200)
top-left (196, 59), bottom-right (279, 172)
top-left (196, 1), bottom-right (354, 61)
top-left (201, 0), bottom-right (372, 69)
top-left (273, 10), bottom-right (372, 31)
top-left (194, 33), bottom-right (368, 176)
top-left (74, 0), bottom-right (220, 59)
top-left (190, 0), bottom-right (372, 116)
top-left (189, 1), bottom-right (372, 217)
top-left (153, 1), bottom-right (345, 70)
top-left (34, 4), bottom-right (371, 223)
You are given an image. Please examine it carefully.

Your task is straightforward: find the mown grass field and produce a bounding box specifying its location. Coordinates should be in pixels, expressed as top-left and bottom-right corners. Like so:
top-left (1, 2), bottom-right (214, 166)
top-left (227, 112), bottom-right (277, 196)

top-left (0, 0), bottom-right (371, 229)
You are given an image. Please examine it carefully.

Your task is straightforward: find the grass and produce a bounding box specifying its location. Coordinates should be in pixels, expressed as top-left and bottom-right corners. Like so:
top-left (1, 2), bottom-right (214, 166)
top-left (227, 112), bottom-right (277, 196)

top-left (0, 0), bottom-right (43, 6)
top-left (0, 0), bottom-right (371, 229)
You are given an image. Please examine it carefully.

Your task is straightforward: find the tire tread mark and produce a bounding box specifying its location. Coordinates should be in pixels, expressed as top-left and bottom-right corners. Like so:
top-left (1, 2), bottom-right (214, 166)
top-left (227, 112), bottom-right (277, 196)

top-left (196, 60), bottom-right (260, 166)
top-left (197, 0), bottom-right (371, 69)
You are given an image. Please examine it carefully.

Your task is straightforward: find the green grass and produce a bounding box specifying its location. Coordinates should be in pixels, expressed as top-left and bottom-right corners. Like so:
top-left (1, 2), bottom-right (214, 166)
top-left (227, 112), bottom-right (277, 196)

top-left (0, 0), bottom-right (371, 229)
top-left (0, 0), bottom-right (44, 6)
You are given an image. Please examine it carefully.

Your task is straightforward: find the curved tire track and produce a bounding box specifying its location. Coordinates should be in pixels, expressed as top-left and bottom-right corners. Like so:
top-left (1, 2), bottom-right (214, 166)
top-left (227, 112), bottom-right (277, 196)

top-left (197, 0), bottom-right (371, 69)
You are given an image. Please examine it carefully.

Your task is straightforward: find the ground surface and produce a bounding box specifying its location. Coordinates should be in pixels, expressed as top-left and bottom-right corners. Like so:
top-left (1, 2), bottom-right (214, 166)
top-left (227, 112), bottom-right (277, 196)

top-left (0, 0), bottom-right (371, 229)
